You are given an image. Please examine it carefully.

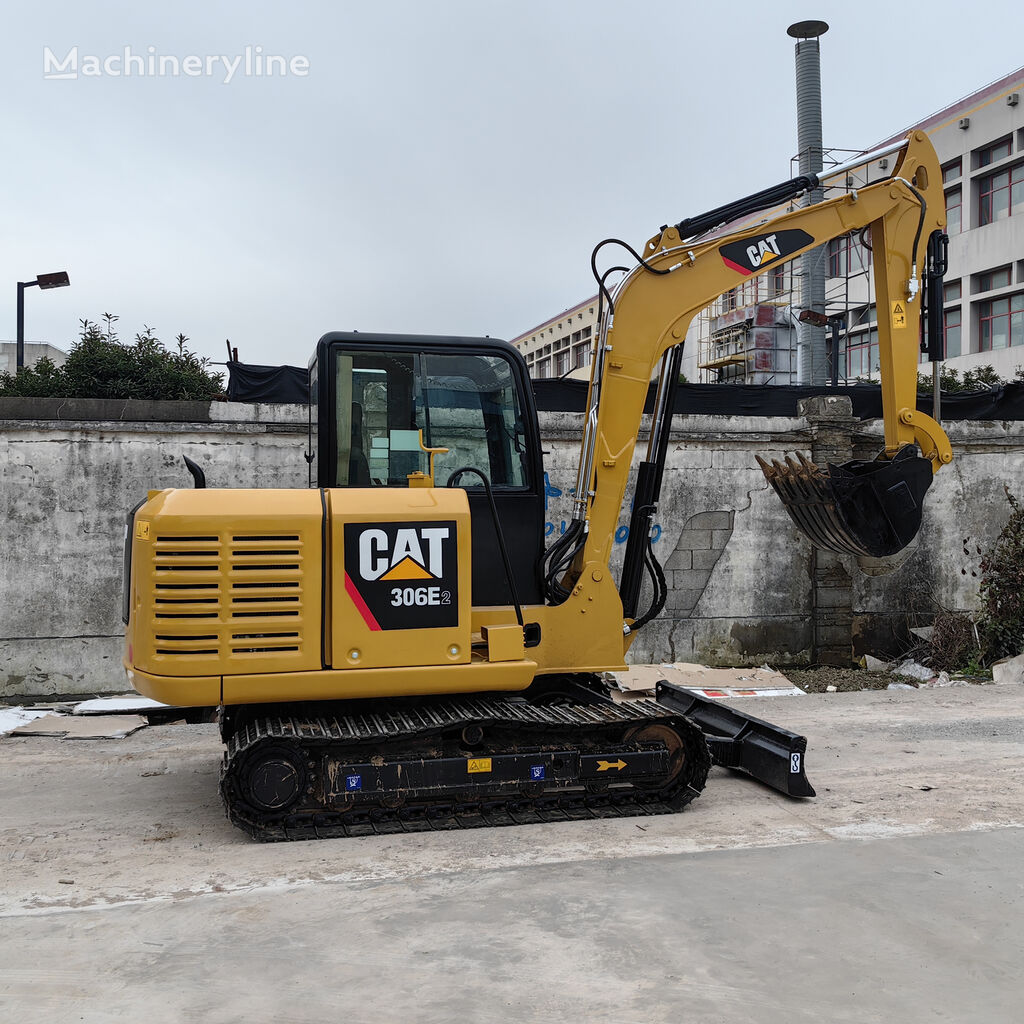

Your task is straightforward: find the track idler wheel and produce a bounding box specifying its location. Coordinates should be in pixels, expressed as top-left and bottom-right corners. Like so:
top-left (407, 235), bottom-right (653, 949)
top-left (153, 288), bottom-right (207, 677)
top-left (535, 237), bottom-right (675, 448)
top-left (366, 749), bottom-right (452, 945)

top-left (225, 740), bottom-right (309, 818)
top-left (757, 445), bottom-right (934, 557)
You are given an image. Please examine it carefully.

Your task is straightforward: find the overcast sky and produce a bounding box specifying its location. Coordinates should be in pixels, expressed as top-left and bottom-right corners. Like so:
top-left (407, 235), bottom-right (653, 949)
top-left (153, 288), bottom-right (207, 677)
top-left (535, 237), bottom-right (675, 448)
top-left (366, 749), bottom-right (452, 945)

top-left (3, 0), bottom-right (1022, 369)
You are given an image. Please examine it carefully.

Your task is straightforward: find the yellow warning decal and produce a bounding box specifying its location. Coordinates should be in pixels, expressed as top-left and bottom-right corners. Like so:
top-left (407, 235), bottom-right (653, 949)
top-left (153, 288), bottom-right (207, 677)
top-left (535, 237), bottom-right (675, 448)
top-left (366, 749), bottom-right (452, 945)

top-left (891, 301), bottom-right (907, 329)
top-left (135, 520), bottom-right (151, 540)
top-left (597, 758), bottom-right (627, 772)
top-left (467, 758), bottom-right (492, 774)
top-left (380, 556), bottom-right (434, 581)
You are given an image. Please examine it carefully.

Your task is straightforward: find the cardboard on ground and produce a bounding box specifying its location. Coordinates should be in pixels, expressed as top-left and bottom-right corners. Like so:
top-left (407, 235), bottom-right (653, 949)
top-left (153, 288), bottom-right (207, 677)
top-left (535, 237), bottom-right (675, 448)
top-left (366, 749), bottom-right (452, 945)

top-left (611, 662), bottom-right (803, 698)
top-left (10, 713), bottom-right (149, 739)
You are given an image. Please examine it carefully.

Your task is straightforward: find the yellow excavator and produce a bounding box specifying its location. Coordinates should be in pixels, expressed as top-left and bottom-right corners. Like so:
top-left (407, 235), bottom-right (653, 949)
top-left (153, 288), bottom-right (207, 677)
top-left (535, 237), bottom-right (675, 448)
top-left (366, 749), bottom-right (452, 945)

top-left (123, 130), bottom-right (951, 840)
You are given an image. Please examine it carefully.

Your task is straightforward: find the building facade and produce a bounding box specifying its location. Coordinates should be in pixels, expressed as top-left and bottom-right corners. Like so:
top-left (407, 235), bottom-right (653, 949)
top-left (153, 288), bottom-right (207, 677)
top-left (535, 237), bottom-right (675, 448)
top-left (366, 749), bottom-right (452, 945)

top-left (831, 66), bottom-right (1024, 387)
top-left (511, 65), bottom-right (1024, 388)
top-left (508, 294), bottom-right (599, 381)
top-left (0, 342), bottom-right (67, 376)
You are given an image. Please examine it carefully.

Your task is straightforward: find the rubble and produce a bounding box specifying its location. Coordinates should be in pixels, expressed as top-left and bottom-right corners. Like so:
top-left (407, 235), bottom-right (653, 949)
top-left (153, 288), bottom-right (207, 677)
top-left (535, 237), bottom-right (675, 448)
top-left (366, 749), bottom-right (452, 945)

top-left (992, 653), bottom-right (1024, 686)
top-left (893, 660), bottom-right (937, 683)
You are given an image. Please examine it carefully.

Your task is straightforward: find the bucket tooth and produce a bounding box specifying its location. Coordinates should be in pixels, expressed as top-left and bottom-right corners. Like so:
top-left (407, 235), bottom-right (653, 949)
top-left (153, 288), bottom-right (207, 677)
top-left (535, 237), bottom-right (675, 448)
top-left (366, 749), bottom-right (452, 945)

top-left (795, 452), bottom-right (820, 476)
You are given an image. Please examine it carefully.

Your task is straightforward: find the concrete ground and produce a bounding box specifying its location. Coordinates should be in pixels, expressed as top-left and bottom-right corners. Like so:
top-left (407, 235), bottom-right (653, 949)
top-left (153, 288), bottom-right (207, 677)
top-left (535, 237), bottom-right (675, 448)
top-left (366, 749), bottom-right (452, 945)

top-left (1, 685), bottom-right (1022, 1023)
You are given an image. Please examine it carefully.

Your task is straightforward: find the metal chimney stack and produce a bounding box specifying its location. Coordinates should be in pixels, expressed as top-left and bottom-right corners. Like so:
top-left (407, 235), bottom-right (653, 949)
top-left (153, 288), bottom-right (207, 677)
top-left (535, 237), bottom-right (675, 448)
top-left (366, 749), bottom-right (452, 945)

top-left (788, 20), bottom-right (829, 384)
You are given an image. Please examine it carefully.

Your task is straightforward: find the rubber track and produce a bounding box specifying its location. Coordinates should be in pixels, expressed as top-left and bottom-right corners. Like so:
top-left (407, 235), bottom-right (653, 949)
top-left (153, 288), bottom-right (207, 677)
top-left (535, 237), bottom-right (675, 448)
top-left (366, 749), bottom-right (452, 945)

top-left (221, 695), bottom-right (711, 842)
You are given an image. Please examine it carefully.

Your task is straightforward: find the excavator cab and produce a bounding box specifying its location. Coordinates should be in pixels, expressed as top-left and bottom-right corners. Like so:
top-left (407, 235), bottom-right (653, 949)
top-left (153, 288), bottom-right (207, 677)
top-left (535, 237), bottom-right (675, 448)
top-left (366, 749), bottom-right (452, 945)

top-left (308, 332), bottom-right (547, 605)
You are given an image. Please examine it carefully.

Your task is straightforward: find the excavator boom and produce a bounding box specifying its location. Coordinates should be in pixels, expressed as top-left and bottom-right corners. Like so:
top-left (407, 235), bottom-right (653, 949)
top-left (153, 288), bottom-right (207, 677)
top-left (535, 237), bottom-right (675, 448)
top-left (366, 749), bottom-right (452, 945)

top-left (568, 130), bottom-right (950, 603)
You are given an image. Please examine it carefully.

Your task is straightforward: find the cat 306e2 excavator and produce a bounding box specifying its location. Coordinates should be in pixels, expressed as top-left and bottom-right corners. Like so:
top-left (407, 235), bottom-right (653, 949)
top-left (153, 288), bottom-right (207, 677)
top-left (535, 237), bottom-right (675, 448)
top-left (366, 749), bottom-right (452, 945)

top-left (123, 130), bottom-right (951, 840)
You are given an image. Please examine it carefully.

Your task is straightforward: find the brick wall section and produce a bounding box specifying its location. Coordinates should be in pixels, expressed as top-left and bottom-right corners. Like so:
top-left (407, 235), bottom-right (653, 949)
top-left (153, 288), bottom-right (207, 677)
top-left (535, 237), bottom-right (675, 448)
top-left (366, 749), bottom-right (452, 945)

top-left (664, 511), bottom-right (735, 616)
top-left (800, 396), bottom-right (857, 666)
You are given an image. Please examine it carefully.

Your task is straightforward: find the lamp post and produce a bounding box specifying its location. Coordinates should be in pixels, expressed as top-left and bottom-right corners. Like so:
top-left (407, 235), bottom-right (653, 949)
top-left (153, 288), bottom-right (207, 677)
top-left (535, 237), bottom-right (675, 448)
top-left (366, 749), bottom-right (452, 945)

top-left (16, 271), bottom-right (70, 370)
top-left (798, 308), bottom-right (846, 386)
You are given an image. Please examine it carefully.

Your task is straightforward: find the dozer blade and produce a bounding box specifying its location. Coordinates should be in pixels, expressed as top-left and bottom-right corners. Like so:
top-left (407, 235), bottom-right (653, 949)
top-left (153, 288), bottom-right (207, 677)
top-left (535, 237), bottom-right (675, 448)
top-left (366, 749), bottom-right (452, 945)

top-left (756, 445), bottom-right (933, 558)
top-left (655, 682), bottom-right (815, 797)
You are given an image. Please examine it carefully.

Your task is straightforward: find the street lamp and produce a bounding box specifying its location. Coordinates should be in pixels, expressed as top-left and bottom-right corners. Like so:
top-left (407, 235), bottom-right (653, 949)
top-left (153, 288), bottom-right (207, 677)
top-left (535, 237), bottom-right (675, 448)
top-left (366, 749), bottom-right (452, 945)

top-left (16, 271), bottom-right (70, 370)
top-left (798, 308), bottom-right (846, 386)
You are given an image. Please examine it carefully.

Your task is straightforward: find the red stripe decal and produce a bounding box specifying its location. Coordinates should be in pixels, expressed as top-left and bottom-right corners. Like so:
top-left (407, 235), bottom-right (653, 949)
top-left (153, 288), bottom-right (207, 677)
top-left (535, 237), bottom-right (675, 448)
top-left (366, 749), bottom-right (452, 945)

top-left (721, 255), bottom-right (752, 276)
top-left (344, 572), bottom-right (381, 631)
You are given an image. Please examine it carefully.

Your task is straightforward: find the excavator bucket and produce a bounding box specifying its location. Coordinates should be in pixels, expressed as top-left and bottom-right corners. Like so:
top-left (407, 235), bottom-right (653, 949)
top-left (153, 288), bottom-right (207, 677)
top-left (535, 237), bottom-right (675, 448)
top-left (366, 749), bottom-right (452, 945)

top-left (756, 445), bottom-right (934, 558)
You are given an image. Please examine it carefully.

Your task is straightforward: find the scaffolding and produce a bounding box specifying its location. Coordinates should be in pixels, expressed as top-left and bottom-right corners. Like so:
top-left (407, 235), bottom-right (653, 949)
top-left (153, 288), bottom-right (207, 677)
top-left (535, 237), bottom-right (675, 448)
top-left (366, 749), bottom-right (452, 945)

top-left (695, 147), bottom-right (882, 385)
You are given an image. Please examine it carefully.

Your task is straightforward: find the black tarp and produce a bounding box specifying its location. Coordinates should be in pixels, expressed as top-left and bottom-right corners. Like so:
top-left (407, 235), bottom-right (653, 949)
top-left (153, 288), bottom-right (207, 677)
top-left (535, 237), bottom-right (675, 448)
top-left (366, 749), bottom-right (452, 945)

top-left (227, 361), bottom-right (309, 403)
top-left (225, 358), bottom-right (1024, 421)
top-left (532, 378), bottom-right (1024, 421)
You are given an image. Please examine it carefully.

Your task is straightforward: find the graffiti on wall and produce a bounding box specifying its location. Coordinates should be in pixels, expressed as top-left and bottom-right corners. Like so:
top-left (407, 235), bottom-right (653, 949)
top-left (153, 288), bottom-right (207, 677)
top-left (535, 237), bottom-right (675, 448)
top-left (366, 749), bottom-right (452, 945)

top-left (543, 472), bottom-right (663, 544)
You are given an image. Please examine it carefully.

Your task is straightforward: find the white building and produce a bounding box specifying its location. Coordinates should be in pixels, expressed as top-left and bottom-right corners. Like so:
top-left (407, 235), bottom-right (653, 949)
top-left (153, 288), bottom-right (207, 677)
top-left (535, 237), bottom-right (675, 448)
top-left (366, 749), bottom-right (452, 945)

top-left (508, 295), bottom-right (599, 381)
top-left (0, 342), bottom-right (67, 376)
top-left (512, 65), bottom-right (1024, 388)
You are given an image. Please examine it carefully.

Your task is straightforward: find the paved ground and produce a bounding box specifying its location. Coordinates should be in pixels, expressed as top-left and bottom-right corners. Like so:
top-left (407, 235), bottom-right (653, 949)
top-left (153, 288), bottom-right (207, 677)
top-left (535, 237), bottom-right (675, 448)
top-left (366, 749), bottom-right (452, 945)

top-left (1, 685), bottom-right (1022, 1022)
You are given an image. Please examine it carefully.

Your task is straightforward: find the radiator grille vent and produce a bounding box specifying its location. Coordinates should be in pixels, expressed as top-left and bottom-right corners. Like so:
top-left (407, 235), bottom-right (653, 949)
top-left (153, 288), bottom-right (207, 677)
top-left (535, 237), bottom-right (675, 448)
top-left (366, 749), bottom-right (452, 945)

top-left (150, 532), bottom-right (309, 662)
top-left (228, 534), bottom-right (304, 655)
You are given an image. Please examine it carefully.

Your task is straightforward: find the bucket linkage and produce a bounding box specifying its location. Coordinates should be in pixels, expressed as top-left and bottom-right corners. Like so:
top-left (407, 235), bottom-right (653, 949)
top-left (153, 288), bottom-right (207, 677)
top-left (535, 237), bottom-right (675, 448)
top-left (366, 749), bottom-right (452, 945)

top-left (757, 445), bottom-right (933, 558)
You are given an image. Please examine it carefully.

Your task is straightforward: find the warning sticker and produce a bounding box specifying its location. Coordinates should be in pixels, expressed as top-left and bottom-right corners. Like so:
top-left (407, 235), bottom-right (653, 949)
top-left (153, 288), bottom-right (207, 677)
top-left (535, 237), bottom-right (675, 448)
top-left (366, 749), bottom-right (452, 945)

top-left (891, 301), bottom-right (907, 329)
top-left (467, 758), bottom-right (492, 774)
top-left (135, 520), bottom-right (150, 540)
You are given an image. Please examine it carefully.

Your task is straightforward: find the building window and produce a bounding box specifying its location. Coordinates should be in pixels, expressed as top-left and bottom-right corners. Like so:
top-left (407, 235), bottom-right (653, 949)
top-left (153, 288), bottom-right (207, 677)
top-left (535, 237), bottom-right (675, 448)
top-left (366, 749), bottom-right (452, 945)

top-left (827, 237), bottom-right (847, 276)
top-left (846, 329), bottom-right (879, 378)
top-left (945, 186), bottom-right (962, 234)
top-left (978, 267), bottom-right (1012, 292)
top-left (979, 163), bottom-right (1024, 224)
top-left (978, 293), bottom-right (1024, 350)
top-left (942, 158), bottom-right (962, 183)
top-left (943, 279), bottom-right (962, 302)
top-left (555, 350), bottom-right (571, 376)
top-left (536, 358), bottom-right (551, 378)
top-left (976, 137), bottom-right (1013, 168)
top-left (722, 288), bottom-right (739, 312)
top-left (850, 303), bottom-right (876, 329)
top-left (827, 234), bottom-right (868, 277)
top-left (769, 265), bottom-right (787, 296)
top-left (573, 342), bottom-right (589, 368)
top-left (944, 307), bottom-right (962, 358)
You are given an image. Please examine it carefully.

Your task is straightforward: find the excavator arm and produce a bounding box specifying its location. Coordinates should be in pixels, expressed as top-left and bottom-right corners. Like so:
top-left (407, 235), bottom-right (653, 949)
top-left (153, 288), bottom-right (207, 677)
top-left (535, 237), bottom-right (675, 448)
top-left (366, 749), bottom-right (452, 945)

top-left (551, 130), bottom-right (951, 625)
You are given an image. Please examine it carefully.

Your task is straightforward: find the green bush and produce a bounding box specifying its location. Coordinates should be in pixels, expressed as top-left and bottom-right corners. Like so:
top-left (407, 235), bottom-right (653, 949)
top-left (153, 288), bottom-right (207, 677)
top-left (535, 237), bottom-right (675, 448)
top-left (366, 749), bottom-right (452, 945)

top-left (916, 364), bottom-right (1008, 393)
top-left (977, 488), bottom-right (1024, 661)
top-left (0, 316), bottom-right (224, 401)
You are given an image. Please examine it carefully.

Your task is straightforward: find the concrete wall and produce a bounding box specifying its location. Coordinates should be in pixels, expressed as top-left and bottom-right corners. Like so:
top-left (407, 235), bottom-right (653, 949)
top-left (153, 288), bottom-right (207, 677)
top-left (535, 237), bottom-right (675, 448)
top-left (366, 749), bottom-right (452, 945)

top-left (2, 398), bottom-right (1021, 698)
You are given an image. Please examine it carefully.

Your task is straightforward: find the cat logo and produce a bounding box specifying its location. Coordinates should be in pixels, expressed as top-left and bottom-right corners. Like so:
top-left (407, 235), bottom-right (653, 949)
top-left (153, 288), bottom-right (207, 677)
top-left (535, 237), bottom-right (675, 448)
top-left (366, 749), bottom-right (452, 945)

top-left (358, 526), bottom-right (449, 582)
top-left (344, 520), bottom-right (459, 631)
top-left (720, 228), bottom-right (815, 277)
top-left (746, 234), bottom-right (782, 268)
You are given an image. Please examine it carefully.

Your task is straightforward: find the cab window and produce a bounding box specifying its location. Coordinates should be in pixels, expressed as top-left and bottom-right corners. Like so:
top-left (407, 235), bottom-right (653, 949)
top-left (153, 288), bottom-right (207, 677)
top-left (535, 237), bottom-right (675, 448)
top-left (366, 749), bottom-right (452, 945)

top-left (333, 349), bottom-right (529, 488)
